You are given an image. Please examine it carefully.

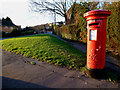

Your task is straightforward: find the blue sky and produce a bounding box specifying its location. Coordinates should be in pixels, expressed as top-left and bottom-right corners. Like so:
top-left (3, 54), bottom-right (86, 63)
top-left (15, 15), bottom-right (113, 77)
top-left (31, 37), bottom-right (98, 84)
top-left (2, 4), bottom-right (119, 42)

top-left (0, 0), bottom-right (64, 28)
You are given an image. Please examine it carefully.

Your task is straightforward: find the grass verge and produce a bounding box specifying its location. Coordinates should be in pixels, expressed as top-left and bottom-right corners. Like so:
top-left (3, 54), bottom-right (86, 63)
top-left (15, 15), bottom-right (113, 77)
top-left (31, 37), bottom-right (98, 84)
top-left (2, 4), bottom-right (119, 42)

top-left (1, 34), bottom-right (86, 70)
top-left (1, 34), bottom-right (119, 82)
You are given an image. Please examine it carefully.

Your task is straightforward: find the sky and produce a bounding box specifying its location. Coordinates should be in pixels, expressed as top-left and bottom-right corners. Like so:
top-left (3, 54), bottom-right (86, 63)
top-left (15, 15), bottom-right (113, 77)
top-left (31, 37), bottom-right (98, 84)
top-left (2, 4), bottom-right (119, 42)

top-left (0, 0), bottom-right (64, 28)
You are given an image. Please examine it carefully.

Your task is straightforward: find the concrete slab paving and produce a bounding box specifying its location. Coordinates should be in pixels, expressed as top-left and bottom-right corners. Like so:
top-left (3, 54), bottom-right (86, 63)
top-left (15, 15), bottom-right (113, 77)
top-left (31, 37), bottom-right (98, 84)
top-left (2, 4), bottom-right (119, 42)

top-left (2, 49), bottom-right (119, 88)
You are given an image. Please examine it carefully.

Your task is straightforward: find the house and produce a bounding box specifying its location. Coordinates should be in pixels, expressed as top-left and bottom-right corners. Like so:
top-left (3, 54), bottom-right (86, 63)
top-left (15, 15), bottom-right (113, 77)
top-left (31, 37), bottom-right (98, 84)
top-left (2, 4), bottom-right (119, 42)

top-left (30, 23), bottom-right (54, 33)
top-left (1, 17), bottom-right (21, 33)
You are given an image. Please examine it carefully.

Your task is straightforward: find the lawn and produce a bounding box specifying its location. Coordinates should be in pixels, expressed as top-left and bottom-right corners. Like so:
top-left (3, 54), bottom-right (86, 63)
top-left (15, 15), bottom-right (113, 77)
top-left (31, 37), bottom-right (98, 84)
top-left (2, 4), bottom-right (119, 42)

top-left (1, 34), bottom-right (120, 82)
top-left (1, 34), bottom-right (86, 70)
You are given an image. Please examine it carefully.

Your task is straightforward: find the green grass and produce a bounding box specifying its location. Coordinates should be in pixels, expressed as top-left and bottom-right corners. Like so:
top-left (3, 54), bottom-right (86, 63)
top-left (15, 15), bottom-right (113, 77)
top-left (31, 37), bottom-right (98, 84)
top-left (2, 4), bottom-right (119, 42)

top-left (1, 34), bottom-right (86, 70)
top-left (30, 61), bottom-right (36, 65)
top-left (1, 34), bottom-right (119, 82)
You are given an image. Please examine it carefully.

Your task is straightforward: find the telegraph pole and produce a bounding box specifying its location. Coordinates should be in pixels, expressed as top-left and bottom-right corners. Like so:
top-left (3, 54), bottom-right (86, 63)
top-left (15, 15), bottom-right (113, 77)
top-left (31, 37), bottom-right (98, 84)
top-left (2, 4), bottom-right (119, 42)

top-left (54, 6), bottom-right (56, 25)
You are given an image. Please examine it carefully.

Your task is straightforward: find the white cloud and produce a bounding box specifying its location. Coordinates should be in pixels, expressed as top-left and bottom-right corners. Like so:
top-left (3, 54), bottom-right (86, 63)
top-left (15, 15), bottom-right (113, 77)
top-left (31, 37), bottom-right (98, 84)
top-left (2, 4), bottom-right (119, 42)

top-left (0, 0), bottom-right (64, 28)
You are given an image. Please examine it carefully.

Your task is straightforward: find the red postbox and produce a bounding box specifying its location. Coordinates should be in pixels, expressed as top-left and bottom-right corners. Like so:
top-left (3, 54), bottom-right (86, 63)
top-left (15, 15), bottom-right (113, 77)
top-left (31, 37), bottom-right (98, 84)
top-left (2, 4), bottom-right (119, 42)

top-left (83, 10), bottom-right (111, 70)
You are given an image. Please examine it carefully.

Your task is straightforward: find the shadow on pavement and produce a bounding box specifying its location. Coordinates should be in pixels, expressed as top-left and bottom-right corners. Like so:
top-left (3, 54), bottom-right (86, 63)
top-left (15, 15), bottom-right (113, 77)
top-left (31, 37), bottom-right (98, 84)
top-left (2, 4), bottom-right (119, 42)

top-left (2, 76), bottom-right (47, 88)
top-left (85, 67), bottom-right (120, 83)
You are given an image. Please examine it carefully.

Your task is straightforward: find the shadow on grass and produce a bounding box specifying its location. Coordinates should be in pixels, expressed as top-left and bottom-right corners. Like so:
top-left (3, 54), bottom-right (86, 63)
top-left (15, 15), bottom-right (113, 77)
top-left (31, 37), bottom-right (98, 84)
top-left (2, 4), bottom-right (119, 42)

top-left (2, 76), bottom-right (47, 88)
top-left (22, 34), bottom-right (50, 38)
top-left (1, 34), bottom-right (49, 40)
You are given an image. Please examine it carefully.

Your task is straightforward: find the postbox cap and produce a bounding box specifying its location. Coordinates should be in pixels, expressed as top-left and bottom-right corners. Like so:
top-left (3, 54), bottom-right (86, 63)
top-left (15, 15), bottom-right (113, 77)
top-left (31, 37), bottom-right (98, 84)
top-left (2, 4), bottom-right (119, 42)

top-left (84, 10), bottom-right (111, 18)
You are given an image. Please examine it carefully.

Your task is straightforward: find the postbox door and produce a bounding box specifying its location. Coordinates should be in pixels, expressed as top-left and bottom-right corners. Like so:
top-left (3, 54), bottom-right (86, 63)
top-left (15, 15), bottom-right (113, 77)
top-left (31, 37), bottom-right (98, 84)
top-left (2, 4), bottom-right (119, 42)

top-left (87, 19), bottom-right (105, 69)
top-left (96, 19), bottom-right (106, 69)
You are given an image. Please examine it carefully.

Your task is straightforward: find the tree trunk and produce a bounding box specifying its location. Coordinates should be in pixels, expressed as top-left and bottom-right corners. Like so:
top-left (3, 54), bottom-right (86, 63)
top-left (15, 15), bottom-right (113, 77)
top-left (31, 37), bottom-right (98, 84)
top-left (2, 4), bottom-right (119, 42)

top-left (64, 14), bottom-right (68, 25)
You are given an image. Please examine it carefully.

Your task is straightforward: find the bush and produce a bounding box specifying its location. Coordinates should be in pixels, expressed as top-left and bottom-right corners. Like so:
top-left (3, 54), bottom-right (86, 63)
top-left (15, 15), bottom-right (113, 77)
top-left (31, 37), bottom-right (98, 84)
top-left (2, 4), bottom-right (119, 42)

top-left (21, 30), bottom-right (34, 35)
top-left (1, 31), bottom-right (10, 38)
top-left (105, 2), bottom-right (120, 56)
top-left (54, 2), bottom-right (120, 57)
top-left (9, 29), bottom-right (21, 37)
top-left (1, 29), bottom-right (35, 38)
top-left (1, 29), bottom-right (22, 38)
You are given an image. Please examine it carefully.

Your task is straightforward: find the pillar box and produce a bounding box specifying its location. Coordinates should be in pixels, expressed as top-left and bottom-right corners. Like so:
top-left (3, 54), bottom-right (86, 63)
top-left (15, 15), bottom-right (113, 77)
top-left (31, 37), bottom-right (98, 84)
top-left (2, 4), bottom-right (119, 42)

top-left (83, 10), bottom-right (111, 70)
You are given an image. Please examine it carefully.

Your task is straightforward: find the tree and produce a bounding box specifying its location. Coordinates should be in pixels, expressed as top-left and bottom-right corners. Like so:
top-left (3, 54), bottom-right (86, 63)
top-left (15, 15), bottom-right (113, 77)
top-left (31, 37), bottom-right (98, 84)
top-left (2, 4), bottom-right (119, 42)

top-left (103, 2), bottom-right (120, 56)
top-left (29, 0), bottom-right (77, 24)
top-left (6, 17), bottom-right (12, 22)
top-left (79, 2), bottom-right (100, 10)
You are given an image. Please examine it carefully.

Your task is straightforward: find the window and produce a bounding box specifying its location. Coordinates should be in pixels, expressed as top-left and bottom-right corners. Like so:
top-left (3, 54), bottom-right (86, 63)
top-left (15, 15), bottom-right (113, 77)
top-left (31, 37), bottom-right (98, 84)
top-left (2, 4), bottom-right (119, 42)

top-left (10, 27), bottom-right (13, 30)
top-left (5, 26), bottom-right (8, 29)
top-left (5, 32), bottom-right (8, 33)
top-left (46, 27), bottom-right (49, 29)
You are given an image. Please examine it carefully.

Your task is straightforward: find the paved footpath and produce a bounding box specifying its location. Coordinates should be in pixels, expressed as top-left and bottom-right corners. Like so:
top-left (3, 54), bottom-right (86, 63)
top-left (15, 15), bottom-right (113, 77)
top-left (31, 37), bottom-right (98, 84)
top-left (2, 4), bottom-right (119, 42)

top-left (2, 49), bottom-right (120, 88)
top-left (50, 33), bottom-right (120, 74)
top-left (1, 33), bottom-right (120, 88)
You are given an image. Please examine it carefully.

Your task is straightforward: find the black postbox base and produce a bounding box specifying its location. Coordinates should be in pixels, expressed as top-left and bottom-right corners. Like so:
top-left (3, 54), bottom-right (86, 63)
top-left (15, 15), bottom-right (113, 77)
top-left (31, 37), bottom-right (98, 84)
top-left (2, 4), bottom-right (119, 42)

top-left (86, 68), bottom-right (106, 79)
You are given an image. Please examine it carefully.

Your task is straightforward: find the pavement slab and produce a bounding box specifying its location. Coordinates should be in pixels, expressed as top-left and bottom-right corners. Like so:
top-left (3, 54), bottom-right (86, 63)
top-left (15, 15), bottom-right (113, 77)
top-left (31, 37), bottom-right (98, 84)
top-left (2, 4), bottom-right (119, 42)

top-left (2, 49), bottom-right (120, 88)
top-left (1, 33), bottom-right (120, 88)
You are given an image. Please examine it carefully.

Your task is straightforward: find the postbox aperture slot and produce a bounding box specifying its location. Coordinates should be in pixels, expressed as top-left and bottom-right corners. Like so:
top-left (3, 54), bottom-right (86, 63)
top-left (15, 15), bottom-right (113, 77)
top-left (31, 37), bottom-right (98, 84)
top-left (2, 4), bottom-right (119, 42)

top-left (90, 30), bottom-right (97, 41)
top-left (89, 23), bottom-right (99, 27)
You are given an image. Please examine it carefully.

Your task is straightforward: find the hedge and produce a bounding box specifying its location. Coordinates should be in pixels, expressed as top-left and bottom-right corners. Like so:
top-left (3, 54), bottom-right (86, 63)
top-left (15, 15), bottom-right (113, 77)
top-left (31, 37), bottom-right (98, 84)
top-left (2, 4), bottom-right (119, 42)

top-left (54, 2), bottom-right (120, 56)
top-left (105, 2), bottom-right (120, 56)
top-left (1, 29), bottom-right (35, 38)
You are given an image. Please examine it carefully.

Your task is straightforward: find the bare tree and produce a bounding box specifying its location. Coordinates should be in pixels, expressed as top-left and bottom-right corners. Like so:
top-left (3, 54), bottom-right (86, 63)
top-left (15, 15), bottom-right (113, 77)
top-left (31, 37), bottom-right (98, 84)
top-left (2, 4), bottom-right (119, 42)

top-left (29, 0), bottom-right (77, 24)
top-left (79, 2), bottom-right (100, 10)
